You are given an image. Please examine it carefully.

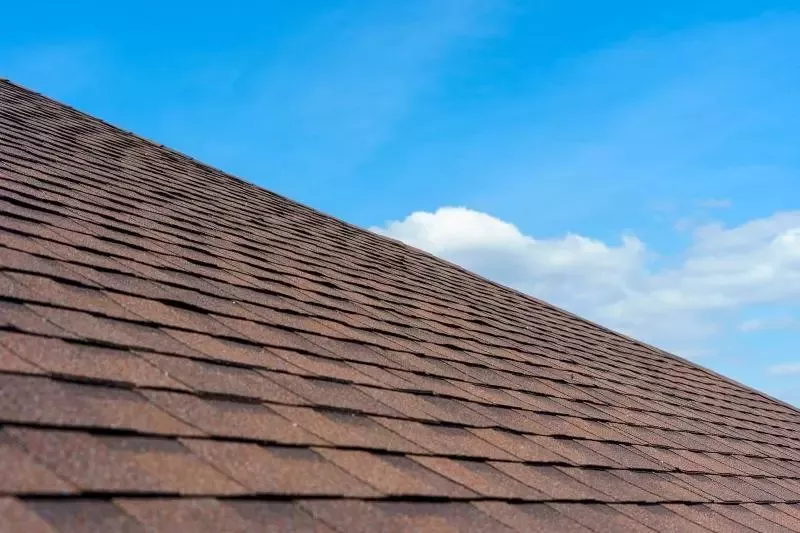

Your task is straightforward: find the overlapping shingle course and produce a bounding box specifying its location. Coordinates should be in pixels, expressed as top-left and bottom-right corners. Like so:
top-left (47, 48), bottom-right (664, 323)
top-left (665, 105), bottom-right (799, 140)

top-left (2, 79), bottom-right (800, 531)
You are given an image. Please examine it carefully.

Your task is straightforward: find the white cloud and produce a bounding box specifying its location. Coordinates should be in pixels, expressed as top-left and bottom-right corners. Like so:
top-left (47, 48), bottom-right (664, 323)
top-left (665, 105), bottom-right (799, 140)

top-left (373, 207), bottom-right (800, 356)
top-left (767, 363), bottom-right (800, 376)
top-left (374, 207), bottom-right (645, 300)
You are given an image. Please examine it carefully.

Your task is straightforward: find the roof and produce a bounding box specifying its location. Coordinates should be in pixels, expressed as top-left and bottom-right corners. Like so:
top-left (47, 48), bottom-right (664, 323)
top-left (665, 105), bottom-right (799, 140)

top-left (1, 79), bottom-right (800, 533)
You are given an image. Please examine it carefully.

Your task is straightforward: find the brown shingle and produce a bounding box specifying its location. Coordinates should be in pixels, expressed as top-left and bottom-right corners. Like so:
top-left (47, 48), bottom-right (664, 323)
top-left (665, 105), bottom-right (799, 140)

top-left (579, 441), bottom-right (666, 470)
top-left (450, 380), bottom-right (531, 409)
top-left (296, 500), bottom-right (411, 533)
top-left (162, 329), bottom-right (305, 371)
top-left (370, 501), bottom-right (519, 532)
top-left (527, 435), bottom-right (620, 468)
top-left (298, 335), bottom-right (393, 366)
top-left (213, 316), bottom-right (324, 353)
top-left (374, 418), bottom-right (516, 459)
top-left (182, 441), bottom-right (378, 496)
top-left (7, 428), bottom-right (244, 494)
top-left (749, 477), bottom-right (800, 500)
top-left (26, 500), bottom-right (149, 533)
top-left (270, 405), bottom-right (424, 452)
top-left (473, 502), bottom-right (594, 533)
top-left (1, 333), bottom-right (186, 388)
top-left (0, 301), bottom-right (73, 337)
top-left (268, 348), bottom-right (381, 385)
top-left (0, 498), bottom-right (59, 533)
top-left (138, 352), bottom-right (303, 403)
top-left (5, 78), bottom-right (800, 532)
top-left (225, 501), bottom-right (338, 533)
top-left (0, 334), bottom-right (43, 374)
top-left (143, 390), bottom-right (321, 444)
top-left (418, 395), bottom-right (496, 427)
top-left (744, 504), bottom-right (800, 531)
top-left (0, 430), bottom-right (75, 494)
top-left (462, 404), bottom-right (554, 434)
top-left (0, 247), bottom-right (99, 290)
top-left (773, 503), bottom-right (800, 522)
top-left (708, 503), bottom-right (797, 533)
top-left (315, 448), bottom-right (476, 497)
top-left (265, 371), bottom-right (401, 415)
top-left (490, 464), bottom-right (606, 500)
top-left (115, 499), bottom-right (252, 533)
top-left (105, 292), bottom-right (237, 336)
top-left (549, 503), bottom-right (657, 532)
top-left (4, 272), bottom-right (138, 320)
top-left (387, 368), bottom-right (474, 398)
top-left (346, 360), bottom-right (419, 388)
top-left (557, 467), bottom-right (659, 502)
top-left (468, 428), bottom-right (568, 462)
top-left (633, 445), bottom-right (706, 472)
top-left (26, 305), bottom-right (198, 355)
top-left (528, 413), bottom-right (597, 438)
top-left (567, 416), bottom-right (636, 442)
top-left (0, 374), bottom-right (199, 435)
top-left (611, 503), bottom-right (716, 533)
top-left (356, 387), bottom-right (441, 421)
top-left (772, 478), bottom-right (800, 497)
top-left (611, 471), bottom-right (707, 502)
top-left (411, 456), bottom-right (543, 499)
top-left (713, 475), bottom-right (779, 501)
top-left (674, 473), bottom-right (750, 502)
top-left (664, 504), bottom-right (755, 533)
top-left (672, 450), bottom-right (744, 475)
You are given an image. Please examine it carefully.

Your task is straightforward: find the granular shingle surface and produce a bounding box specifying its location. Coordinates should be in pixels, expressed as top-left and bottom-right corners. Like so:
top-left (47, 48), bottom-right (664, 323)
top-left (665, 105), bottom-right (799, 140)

top-left (2, 79), bottom-right (800, 532)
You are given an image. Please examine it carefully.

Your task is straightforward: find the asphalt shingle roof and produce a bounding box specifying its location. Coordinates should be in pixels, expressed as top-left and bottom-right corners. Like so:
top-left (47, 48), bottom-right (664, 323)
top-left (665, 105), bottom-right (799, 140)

top-left (2, 79), bottom-right (800, 532)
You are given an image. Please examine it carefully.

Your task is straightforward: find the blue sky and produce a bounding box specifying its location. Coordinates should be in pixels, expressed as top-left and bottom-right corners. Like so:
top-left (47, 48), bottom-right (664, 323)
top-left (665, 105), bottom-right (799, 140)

top-left (3, 1), bottom-right (800, 405)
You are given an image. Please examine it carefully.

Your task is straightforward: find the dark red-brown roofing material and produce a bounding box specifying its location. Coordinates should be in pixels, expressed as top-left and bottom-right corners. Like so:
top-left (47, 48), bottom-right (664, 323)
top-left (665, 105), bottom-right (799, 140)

top-left (2, 79), bottom-right (800, 532)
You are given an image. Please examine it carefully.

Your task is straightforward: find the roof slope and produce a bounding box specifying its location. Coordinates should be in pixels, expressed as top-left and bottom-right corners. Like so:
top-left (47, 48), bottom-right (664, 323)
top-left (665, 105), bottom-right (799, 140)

top-left (2, 79), bottom-right (800, 533)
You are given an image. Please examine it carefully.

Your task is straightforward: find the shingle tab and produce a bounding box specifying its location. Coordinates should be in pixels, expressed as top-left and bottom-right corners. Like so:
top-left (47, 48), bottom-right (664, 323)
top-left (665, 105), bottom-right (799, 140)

top-left (181, 441), bottom-right (378, 496)
top-left (115, 499), bottom-right (252, 533)
top-left (1, 332), bottom-right (187, 389)
top-left (0, 374), bottom-right (200, 435)
top-left (143, 391), bottom-right (322, 444)
top-left (316, 448), bottom-right (477, 497)
top-left (25, 500), bottom-right (149, 533)
top-left (0, 431), bottom-right (76, 494)
top-left (271, 405), bottom-right (424, 452)
top-left (0, 498), bottom-right (59, 533)
top-left (7, 428), bottom-right (245, 495)
top-left (3, 78), bottom-right (800, 531)
top-left (225, 501), bottom-right (338, 533)
top-left (411, 456), bottom-right (543, 499)
top-left (550, 503), bottom-right (659, 532)
top-left (473, 502), bottom-right (594, 533)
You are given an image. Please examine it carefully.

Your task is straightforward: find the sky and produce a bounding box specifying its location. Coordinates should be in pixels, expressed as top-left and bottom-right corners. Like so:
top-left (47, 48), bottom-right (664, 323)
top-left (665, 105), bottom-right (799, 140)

top-left (3, 1), bottom-right (800, 405)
